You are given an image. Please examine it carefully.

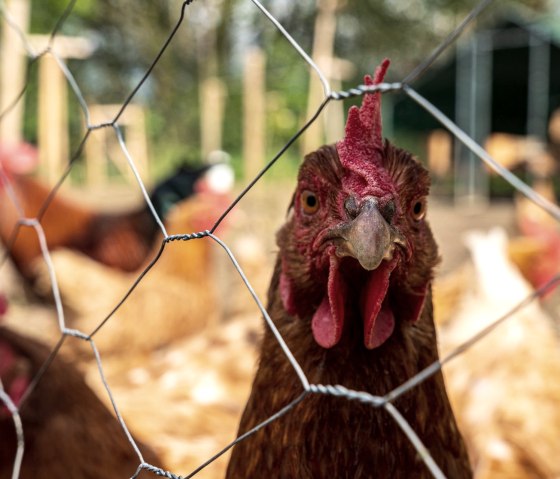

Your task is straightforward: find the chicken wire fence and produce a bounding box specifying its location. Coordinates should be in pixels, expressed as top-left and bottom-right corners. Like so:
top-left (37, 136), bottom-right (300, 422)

top-left (1, 0), bottom-right (560, 478)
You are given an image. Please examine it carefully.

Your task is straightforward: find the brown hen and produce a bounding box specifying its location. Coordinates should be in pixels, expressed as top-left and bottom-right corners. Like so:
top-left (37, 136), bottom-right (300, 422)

top-left (0, 155), bottom-right (232, 288)
top-left (0, 326), bottom-right (161, 479)
top-left (226, 60), bottom-right (471, 478)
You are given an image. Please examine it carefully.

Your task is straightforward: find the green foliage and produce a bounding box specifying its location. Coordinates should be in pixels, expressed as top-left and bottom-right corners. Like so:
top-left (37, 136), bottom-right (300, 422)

top-left (22, 59), bottom-right (39, 144)
top-left (21, 0), bottom-right (553, 185)
top-left (29, 0), bottom-right (96, 33)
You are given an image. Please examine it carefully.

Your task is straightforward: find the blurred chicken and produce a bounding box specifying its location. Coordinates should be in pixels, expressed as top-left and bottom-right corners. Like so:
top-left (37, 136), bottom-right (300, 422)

top-left (439, 228), bottom-right (560, 479)
top-left (483, 131), bottom-right (560, 292)
top-left (31, 189), bottom-right (230, 355)
top-left (511, 179), bottom-right (560, 292)
top-left (0, 143), bottom-right (233, 289)
top-left (0, 325), bottom-right (162, 479)
top-left (484, 133), bottom-right (551, 173)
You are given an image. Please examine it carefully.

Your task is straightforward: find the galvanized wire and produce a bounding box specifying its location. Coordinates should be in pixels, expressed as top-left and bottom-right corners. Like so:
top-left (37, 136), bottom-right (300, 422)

top-left (0, 1), bottom-right (559, 479)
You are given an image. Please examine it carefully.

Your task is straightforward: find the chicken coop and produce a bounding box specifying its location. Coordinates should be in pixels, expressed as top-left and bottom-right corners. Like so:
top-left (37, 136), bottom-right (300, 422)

top-left (393, 13), bottom-right (560, 205)
top-left (2, 1), bottom-right (560, 479)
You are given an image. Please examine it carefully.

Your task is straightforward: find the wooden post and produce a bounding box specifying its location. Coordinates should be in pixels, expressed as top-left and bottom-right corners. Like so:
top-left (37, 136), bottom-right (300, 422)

top-left (84, 125), bottom-right (106, 187)
top-left (30, 34), bottom-right (95, 184)
top-left (301, 0), bottom-right (338, 155)
top-left (200, 76), bottom-right (226, 159)
top-left (0, 0), bottom-right (31, 146)
top-left (243, 47), bottom-right (266, 184)
top-left (125, 105), bottom-right (149, 181)
top-left (427, 130), bottom-right (452, 178)
top-left (549, 108), bottom-right (560, 143)
top-left (325, 57), bottom-right (354, 144)
top-left (194, 9), bottom-right (223, 162)
top-left (85, 104), bottom-right (149, 187)
top-left (37, 54), bottom-right (68, 184)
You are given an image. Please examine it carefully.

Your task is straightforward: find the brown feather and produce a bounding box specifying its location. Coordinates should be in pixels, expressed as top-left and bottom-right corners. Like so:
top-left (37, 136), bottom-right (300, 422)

top-left (0, 326), bottom-right (162, 479)
top-left (227, 144), bottom-right (471, 478)
top-left (0, 175), bottom-right (157, 285)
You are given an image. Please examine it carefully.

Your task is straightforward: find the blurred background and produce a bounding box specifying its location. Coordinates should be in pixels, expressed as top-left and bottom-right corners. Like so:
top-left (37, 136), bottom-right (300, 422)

top-left (2, 0), bottom-right (560, 478)
top-left (3, 0), bottom-right (560, 189)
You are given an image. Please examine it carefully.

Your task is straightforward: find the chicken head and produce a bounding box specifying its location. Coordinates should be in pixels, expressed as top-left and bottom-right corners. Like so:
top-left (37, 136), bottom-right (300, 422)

top-left (278, 60), bottom-right (439, 350)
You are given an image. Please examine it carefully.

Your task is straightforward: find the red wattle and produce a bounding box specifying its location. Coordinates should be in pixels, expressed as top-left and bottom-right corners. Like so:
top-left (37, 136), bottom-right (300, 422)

top-left (365, 297), bottom-right (395, 349)
top-left (361, 258), bottom-right (397, 349)
top-left (311, 256), bottom-right (346, 348)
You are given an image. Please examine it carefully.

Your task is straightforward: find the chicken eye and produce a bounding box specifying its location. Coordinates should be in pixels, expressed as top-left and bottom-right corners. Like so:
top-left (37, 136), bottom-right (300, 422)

top-left (301, 190), bottom-right (319, 214)
top-left (411, 198), bottom-right (427, 221)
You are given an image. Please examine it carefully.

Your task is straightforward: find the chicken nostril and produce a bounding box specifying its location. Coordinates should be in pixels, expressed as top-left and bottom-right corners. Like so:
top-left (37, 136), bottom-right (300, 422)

top-left (344, 196), bottom-right (360, 219)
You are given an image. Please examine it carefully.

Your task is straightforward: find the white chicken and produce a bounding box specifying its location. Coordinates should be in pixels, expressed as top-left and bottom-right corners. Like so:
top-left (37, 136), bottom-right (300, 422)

top-left (440, 227), bottom-right (560, 479)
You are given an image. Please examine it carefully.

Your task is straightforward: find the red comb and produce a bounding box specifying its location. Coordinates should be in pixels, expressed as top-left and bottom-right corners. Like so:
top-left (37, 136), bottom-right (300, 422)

top-left (336, 59), bottom-right (390, 171)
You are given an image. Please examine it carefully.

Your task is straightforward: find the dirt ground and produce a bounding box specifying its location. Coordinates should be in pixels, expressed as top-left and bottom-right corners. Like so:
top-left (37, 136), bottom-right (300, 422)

top-left (0, 187), bottom-right (532, 479)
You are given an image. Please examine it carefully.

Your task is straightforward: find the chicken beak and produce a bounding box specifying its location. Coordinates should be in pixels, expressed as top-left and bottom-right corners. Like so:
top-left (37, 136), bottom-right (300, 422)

top-left (313, 197), bottom-right (405, 349)
top-left (332, 197), bottom-right (404, 271)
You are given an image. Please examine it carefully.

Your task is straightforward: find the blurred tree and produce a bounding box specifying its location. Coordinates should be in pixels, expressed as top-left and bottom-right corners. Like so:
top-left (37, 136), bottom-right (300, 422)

top-left (21, 0), bottom-right (551, 180)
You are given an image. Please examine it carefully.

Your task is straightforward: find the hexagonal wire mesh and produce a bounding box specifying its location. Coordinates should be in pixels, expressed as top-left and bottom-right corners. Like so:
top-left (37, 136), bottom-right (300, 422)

top-left (1, 0), bottom-right (560, 478)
